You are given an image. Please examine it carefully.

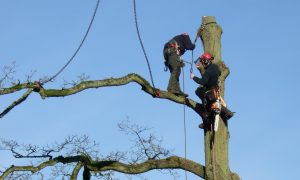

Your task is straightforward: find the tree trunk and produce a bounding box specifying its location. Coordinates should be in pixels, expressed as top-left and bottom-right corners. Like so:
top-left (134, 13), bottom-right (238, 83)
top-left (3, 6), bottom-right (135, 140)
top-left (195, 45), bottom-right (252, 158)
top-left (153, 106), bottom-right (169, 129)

top-left (198, 16), bottom-right (240, 180)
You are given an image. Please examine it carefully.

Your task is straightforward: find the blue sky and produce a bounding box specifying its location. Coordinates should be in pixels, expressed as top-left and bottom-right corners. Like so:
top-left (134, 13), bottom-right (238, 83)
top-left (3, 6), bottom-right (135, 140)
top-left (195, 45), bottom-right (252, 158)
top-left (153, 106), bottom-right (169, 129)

top-left (1, 0), bottom-right (300, 179)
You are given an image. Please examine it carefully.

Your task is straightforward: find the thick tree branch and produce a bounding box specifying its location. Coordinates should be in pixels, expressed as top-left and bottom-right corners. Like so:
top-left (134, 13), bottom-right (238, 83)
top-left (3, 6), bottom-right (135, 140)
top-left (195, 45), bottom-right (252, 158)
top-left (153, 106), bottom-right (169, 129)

top-left (0, 74), bottom-right (203, 118)
top-left (0, 83), bottom-right (37, 95)
top-left (37, 73), bottom-right (197, 107)
top-left (0, 155), bottom-right (205, 179)
top-left (0, 89), bottom-right (33, 119)
top-left (0, 160), bottom-right (57, 179)
top-left (88, 156), bottom-right (205, 178)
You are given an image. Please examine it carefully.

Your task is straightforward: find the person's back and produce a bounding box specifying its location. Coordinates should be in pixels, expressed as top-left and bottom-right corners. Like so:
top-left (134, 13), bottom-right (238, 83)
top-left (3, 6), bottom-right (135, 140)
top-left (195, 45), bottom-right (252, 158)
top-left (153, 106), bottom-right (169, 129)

top-left (172, 34), bottom-right (195, 55)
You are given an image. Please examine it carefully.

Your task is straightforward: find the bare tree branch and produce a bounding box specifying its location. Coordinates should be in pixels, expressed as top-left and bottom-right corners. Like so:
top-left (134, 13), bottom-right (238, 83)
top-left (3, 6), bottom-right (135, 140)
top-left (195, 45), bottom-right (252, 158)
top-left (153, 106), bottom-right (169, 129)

top-left (118, 120), bottom-right (170, 162)
top-left (62, 73), bottom-right (90, 88)
top-left (0, 89), bottom-right (33, 119)
top-left (35, 73), bottom-right (196, 107)
top-left (70, 162), bottom-right (83, 180)
top-left (0, 61), bottom-right (17, 89)
top-left (25, 70), bottom-right (37, 83)
top-left (0, 73), bottom-right (202, 119)
top-left (1, 135), bottom-right (99, 160)
top-left (0, 155), bottom-right (205, 179)
top-left (1, 123), bottom-right (204, 179)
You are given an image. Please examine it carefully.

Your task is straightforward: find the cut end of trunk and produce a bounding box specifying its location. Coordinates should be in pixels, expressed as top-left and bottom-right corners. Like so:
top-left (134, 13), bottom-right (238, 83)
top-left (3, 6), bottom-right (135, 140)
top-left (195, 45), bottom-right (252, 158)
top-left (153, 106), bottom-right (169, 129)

top-left (202, 16), bottom-right (216, 24)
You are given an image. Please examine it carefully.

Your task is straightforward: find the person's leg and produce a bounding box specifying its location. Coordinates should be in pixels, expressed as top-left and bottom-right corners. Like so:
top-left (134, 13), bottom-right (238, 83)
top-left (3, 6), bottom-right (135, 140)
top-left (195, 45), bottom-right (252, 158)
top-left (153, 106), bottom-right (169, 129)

top-left (167, 54), bottom-right (181, 93)
top-left (220, 105), bottom-right (235, 121)
top-left (195, 87), bottom-right (206, 103)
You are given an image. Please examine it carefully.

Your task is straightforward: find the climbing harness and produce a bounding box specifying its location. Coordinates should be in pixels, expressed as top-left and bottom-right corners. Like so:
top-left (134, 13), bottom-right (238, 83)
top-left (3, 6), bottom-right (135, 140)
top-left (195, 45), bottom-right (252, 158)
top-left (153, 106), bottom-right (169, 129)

top-left (205, 85), bottom-right (221, 132)
top-left (133, 0), bottom-right (158, 97)
top-left (42, 0), bottom-right (101, 85)
top-left (211, 98), bottom-right (221, 132)
top-left (163, 41), bottom-right (181, 72)
top-left (209, 89), bottom-right (221, 179)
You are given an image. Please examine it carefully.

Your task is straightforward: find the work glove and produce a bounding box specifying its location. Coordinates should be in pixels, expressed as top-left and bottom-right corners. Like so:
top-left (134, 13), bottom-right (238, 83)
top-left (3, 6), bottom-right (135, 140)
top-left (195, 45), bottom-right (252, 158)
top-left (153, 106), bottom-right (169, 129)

top-left (190, 73), bottom-right (195, 79)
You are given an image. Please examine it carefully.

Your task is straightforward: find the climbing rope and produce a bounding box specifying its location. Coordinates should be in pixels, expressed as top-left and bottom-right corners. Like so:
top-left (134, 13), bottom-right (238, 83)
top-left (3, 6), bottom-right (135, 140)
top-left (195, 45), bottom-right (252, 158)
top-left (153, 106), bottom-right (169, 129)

top-left (133, 0), bottom-right (156, 92)
top-left (180, 36), bottom-right (198, 180)
top-left (42, 0), bottom-right (101, 85)
top-left (190, 50), bottom-right (194, 73)
top-left (182, 67), bottom-right (188, 180)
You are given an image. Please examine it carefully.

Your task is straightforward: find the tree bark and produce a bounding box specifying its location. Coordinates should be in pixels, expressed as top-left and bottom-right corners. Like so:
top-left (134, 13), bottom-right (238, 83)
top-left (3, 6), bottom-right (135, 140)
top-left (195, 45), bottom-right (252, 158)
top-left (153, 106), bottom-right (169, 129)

top-left (0, 155), bottom-right (205, 179)
top-left (198, 16), bottom-right (240, 180)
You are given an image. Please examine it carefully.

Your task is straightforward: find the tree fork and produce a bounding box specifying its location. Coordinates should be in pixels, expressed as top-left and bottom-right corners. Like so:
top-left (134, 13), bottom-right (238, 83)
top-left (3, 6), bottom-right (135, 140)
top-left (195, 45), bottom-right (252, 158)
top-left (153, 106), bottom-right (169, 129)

top-left (198, 16), bottom-right (240, 180)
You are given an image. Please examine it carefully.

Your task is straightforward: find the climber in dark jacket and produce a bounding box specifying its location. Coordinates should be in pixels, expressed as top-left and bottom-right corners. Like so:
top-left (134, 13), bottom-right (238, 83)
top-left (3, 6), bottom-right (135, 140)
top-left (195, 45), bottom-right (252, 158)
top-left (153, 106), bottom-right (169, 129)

top-left (190, 53), bottom-right (234, 128)
top-left (163, 33), bottom-right (195, 97)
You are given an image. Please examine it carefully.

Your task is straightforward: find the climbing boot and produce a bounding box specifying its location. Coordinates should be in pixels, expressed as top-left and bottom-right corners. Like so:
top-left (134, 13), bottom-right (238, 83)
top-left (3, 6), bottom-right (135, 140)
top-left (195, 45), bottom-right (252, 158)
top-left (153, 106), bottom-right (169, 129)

top-left (198, 122), bottom-right (210, 129)
top-left (199, 104), bottom-right (210, 120)
top-left (221, 105), bottom-right (235, 121)
top-left (198, 106), bottom-right (210, 130)
top-left (198, 123), bottom-right (205, 129)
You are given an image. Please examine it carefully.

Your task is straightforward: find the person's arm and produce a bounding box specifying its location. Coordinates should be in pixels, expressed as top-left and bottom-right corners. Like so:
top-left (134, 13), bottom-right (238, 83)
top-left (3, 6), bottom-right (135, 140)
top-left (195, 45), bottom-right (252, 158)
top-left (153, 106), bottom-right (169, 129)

top-left (191, 72), bottom-right (209, 85)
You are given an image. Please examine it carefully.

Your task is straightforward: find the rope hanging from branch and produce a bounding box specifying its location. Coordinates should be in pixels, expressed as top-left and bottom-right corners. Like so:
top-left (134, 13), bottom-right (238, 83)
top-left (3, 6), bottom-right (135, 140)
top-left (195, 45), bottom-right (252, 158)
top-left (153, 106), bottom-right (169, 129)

top-left (133, 0), bottom-right (157, 94)
top-left (182, 66), bottom-right (188, 180)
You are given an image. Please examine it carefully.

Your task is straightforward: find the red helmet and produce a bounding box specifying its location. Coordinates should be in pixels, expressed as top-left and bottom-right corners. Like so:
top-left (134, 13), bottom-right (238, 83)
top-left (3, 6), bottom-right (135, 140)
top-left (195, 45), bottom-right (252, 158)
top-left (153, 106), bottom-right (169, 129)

top-left (194, 53), bottom-right (214, 66)
top-left (200, 53), bottom-right (213, 61)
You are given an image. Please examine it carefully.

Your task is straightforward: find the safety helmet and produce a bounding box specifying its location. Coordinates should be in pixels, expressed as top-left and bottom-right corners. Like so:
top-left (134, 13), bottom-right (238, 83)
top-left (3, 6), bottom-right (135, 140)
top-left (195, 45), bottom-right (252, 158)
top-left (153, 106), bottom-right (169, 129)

top-left (200, 53), bottom-right (213, 61)
top-left (200, 53), bottom-right (214, 65)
